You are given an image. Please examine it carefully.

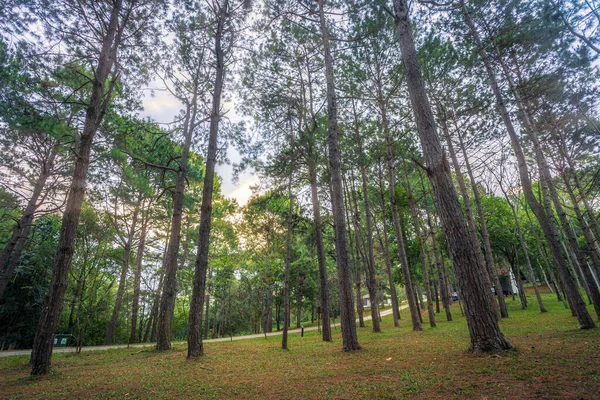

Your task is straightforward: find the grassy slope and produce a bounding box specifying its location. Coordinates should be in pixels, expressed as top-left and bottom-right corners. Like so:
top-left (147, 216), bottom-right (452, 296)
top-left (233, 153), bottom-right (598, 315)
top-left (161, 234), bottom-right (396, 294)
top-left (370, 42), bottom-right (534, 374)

top-left (1, 290), bottom-right (599, 399)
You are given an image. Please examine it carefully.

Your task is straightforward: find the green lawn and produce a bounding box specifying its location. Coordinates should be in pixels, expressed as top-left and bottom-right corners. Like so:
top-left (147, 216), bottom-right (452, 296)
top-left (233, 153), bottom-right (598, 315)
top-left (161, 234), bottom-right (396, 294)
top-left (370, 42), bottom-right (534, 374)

top-left (1, 291), bottom-right (599, 399)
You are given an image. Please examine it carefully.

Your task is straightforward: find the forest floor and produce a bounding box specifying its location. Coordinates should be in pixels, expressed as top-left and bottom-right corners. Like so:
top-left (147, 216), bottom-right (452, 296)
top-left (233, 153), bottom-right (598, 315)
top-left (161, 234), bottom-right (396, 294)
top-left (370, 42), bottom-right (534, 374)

top-left (1, 289), bottom-right (599, 399)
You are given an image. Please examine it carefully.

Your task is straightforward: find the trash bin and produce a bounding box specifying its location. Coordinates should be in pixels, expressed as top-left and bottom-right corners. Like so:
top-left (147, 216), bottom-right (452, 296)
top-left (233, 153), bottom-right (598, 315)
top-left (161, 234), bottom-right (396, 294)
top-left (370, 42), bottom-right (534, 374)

top-left (54, 334), bottom-right (71, 347)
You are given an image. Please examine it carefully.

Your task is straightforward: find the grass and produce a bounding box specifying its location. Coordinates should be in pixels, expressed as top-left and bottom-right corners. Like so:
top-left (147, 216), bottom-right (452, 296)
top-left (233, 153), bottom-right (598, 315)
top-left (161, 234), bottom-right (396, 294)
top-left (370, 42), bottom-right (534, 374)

top-left (1, 288), bottom-right (599, 399)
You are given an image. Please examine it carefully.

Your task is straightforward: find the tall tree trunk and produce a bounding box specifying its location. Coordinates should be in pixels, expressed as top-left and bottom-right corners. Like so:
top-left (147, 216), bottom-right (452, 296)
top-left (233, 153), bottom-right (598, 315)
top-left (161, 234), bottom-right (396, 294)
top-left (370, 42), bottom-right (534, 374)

top-left (498, 40), bottom-right (600, 320)
top-left (344, 177), bottom-right (365, 328)
top-left (282, 121), bottom-right (295, 350)
top-left (187, 3), bottom-right (227, 356)
top-left (440, 115), bottom-right (501, 320)
top-left (353, 106), bottom-right (381, 333)
top-left (393, 0), bottom-right (512, 351)
top-left (381, 107), bottom-right (422, 331)
top-left (456, 129), bottom-right (509, 318)
top-left (317, 0), bottom-right (359, 351)
top-left (130, 203), bottom-right (149, 344)
top-left (0, 146), bottom-right (58, 299)
top-left (461, 3), bottom-right (594, 329)
top-left (376, 162), bottom-right (401, 326)
top-left (157, 81), bottom-right (199, 350)
top-left (105, 196), bottom-right (141, 345)
top-left (30, 0), bottom-right (124, 375)
top-left (308, 155), bottom-right (332, 341)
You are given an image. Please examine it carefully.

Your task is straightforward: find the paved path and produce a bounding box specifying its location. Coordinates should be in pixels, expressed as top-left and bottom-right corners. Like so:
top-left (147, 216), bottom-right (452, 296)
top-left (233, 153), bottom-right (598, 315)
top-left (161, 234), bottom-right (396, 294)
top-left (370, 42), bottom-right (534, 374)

top-left (0, 304), bottom-right (408, 358)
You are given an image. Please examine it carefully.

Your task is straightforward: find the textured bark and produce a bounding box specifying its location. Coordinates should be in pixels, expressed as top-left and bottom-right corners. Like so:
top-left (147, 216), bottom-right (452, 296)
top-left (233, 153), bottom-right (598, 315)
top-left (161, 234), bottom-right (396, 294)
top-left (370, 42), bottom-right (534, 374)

top-left (0, 145), bottom-right (57, 299)
top-left (130, 204), bottom-right (149, 344)
top-left (30, 0), bottom-right (124, 375)
top-left (441, 117), bottom-right (501, 320)
top-left (376, 162), bottom-right (401, 326)
top-left (187, 3), bottom-right (226, 357)
top-left (317, 0), bottom-right (359, 351)
top-left (394, 0), bottom-right (512, 351)
top-left (461, 4), bottom-right (594, 329)
top-left (456, 130), bottom-right (509, 318)
top-left (105, 196), bottom-right (141, 345)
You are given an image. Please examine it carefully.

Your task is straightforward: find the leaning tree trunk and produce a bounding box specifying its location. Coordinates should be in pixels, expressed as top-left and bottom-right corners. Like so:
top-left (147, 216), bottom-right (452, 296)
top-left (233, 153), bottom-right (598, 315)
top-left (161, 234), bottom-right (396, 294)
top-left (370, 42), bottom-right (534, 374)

top-left (187, 4), bottom-right (227, 357)
top-left (0, 146), bottom-right (57, 299)
top-left (461, 3), bottom-right (594, 329)
top-left (30, 0), bottom-right (124, 375)
top-left (317, 0), bottom-right (359, 351)
top-left (105, 196), bottom-right (141, 345)
top-left (130, 203), bottom-right (149, 344)
top-left (496, 39), bottom-right (600, 320)
top-left (393, 0), bottom-right (512, 351)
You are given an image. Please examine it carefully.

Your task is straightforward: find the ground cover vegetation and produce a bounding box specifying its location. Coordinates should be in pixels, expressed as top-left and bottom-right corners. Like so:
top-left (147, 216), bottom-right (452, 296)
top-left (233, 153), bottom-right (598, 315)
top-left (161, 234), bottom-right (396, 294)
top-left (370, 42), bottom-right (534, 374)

top-left (0, 0), bottom-right (599, 395)
top-left (1, 292), bottom-right (599, 399)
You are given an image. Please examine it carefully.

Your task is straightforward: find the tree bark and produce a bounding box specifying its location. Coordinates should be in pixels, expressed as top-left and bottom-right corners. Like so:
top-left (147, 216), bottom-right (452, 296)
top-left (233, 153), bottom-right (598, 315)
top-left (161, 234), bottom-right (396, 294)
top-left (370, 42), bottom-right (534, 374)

top-left (187, 2), bottom-right (227, 357)
top-left (317, 0), bottom-right (359, 351)
top-left (30, 0), bottom-right (124, 375)
top-left (393, 0), bottom-right (512, 351)
top-left (156, 79), bottom-right (199, 350)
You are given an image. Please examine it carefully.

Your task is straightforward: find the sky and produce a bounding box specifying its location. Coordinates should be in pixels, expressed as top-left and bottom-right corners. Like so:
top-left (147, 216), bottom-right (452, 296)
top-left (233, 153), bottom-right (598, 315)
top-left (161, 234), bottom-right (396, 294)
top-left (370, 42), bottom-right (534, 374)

top-left (139, 87), bottom-right (260, 207)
